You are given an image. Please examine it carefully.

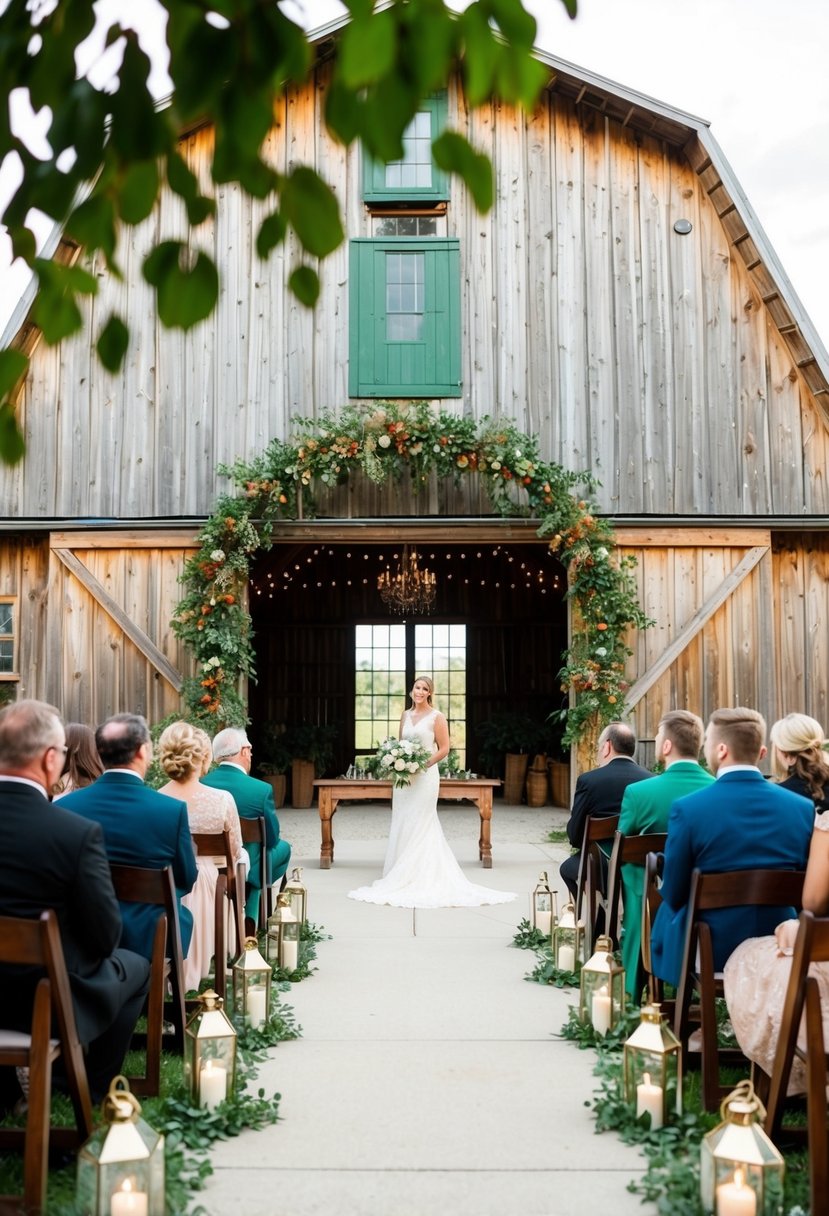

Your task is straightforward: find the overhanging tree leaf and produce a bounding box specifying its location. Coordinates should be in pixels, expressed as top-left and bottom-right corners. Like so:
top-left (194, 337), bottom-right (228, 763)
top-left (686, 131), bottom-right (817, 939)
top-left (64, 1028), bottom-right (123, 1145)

top-left (96, 314), bottom-right (130, 373)
top-left (339, 8), bottom-right (396, 89)
top-left (143, 241), bottom-right (219, 330)
top-left (117, 160), bottom-right (160, 225)
top-left (433, 131), bottom-right (494, 211)
top-left (256, 211), bottom-right (288, 261)
top-left (0, 402), bottom-right (25, 465)
top-left (280, 169), bottom-right (343, 259)
top-left (0, 350), bottom-right (28, 399)
top-left (288, 266), bottom-right (320, 307)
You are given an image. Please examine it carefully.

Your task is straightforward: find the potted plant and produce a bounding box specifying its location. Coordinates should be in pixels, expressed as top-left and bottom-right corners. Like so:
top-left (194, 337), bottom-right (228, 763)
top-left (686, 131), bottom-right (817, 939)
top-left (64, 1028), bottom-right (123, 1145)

top-left (283, 723), bottom-right (338, 808)
top-left (476, 711), bottom-right (549, 804)
top-left (257, 723), bottom-right (291, 809)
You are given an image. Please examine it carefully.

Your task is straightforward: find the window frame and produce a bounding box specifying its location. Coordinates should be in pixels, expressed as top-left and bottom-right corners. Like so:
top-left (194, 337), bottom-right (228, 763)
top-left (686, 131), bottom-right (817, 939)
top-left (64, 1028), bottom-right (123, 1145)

top-left (362, 94), bottom-right (449, 204)
top-left (0, 595), bottom-right (19, 681)
top-left (348, 236), bottom-right (462, 398)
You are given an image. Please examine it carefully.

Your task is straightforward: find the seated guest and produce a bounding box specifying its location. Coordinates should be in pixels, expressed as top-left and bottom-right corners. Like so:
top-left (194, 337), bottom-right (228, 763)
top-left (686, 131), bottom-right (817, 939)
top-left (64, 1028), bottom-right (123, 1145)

top-left (769, 712), bottom-right (829, 811)
top-left (560, 721), bottom-right (650, 904)
top-left (618, 710), bottom-right (714, 999)
top-left (0, 700), bottom-right (149, 1106)
top-left (724, 794), bottom-right (829, 1093)
top-left (651, 707), bottom-right (814, 988)
top-left (157, 721), bottom-right (247, 991)
top-left (61, 713), bottom-right (198, 960)
top-left (52, 721), bottom-right (103, 798)
top-left (202, 727), bottom-right (291, 935)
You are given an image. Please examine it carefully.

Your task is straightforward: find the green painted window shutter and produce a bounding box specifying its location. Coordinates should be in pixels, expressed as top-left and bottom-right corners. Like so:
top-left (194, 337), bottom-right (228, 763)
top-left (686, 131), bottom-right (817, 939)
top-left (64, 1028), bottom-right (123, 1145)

top-left (349, 238), bottom-right (461, 398)
top-left (362, 94), bottom-right (449, 203)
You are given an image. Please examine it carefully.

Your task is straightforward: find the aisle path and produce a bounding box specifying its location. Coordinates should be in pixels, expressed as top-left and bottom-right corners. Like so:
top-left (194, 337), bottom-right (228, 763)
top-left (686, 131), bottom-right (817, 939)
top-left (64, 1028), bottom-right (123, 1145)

top-left (202, 804), bottom-right (655, 1216)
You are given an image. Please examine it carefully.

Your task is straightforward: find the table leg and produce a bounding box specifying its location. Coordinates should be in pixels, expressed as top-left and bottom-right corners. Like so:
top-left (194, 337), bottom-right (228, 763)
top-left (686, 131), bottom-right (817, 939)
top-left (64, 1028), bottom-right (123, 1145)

top-left (478, 789), bottom-right (493, 868)
top-left (319, 792), bottom-right (337, 868)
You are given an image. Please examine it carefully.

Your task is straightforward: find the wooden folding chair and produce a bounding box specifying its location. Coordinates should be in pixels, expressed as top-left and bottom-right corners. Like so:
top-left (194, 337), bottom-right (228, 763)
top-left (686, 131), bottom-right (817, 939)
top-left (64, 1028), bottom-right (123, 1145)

top-left (761, 910), bottom-right (829, 1216)
top-left (0, 911), bottom-right (93, 1215)
top-left (601, 829), bottom-right (668, 951)
top-left (109, 864), bottom-right (186, 1068)
top-left (642, 850), bottom-right (666, 1006)
top-left (674, 867), bottom-right (806, 1111)
top-left (576, 813), bottom-right (619, 956)
top-left (191, 829), bottom-right (246, 958)
top-left (239, 815), bottom-right (269, 931)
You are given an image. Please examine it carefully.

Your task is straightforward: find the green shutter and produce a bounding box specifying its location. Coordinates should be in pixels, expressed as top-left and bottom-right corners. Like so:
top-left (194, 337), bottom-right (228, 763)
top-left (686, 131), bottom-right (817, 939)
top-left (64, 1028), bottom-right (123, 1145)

top-left (349, 238), bottom-right (461, 398)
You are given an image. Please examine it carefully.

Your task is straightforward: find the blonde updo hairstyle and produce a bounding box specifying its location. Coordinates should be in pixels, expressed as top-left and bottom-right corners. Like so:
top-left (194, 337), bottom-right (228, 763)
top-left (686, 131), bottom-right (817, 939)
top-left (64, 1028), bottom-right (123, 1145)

top-left (158, 721), bottom-right (212, 781)
top-left (770, 712), bottom-right (829, 800)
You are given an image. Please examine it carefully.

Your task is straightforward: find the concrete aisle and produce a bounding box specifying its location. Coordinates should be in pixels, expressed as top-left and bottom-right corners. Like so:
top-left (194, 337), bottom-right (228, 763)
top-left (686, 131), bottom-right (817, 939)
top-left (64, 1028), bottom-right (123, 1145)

top-left (202, 804), bottom-right (655, 1216)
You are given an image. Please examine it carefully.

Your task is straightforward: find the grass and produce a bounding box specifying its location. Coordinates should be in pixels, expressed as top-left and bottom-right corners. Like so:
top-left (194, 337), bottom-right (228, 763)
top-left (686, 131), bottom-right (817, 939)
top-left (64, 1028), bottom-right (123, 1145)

top-left (545, 827), bottom-right (570, 844)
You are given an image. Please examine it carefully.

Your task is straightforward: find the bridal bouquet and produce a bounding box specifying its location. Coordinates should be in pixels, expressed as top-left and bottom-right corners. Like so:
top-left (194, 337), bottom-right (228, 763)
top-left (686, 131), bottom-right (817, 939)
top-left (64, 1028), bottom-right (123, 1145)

top-left (373, 736), bottom-right (431, 788)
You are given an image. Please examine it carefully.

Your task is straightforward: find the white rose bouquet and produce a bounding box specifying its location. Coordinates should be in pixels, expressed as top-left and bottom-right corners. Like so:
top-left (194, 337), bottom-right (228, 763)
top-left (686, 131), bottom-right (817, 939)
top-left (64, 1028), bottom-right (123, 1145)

top-left (373, 736), bottom-right (431, 789)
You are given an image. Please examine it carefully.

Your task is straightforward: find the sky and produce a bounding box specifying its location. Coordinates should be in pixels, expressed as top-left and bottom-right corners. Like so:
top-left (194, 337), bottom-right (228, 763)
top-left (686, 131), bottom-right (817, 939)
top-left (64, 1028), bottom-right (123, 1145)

top-left (1, 0), bottom-right (828, 346)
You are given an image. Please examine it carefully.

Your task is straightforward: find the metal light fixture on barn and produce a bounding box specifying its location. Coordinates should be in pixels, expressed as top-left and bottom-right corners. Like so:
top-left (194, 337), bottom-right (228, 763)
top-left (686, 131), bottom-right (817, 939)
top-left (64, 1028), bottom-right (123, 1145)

top-left (377, 544), bottom-right (436, 615)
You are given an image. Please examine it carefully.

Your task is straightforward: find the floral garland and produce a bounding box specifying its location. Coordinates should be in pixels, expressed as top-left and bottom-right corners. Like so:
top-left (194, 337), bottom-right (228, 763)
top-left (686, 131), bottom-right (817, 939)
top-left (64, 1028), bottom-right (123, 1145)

top-left (172, 402), bottom-right (651, 743)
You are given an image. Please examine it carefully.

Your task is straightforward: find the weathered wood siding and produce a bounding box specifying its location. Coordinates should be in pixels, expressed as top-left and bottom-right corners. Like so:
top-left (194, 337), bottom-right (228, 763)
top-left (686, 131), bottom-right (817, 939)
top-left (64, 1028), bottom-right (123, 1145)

top-left (3, 66), bottom-right (827, 520)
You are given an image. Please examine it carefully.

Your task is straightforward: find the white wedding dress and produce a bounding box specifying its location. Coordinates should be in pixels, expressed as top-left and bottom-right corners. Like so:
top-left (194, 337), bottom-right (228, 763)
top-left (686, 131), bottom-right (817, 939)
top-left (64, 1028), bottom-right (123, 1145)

top-left (348, 709), bottom-right (516, 909)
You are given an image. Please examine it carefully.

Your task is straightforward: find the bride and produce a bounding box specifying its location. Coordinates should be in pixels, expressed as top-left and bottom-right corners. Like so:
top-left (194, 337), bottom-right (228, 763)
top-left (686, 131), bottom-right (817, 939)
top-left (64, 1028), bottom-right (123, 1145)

top-left (348, 676), bottom-right (516, 909)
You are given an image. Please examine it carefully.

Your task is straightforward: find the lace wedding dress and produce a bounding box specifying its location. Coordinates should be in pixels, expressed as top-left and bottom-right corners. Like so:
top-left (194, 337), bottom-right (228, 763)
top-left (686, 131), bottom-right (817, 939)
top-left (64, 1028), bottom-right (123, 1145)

top-left (348, 709), bottom-right (516, 909)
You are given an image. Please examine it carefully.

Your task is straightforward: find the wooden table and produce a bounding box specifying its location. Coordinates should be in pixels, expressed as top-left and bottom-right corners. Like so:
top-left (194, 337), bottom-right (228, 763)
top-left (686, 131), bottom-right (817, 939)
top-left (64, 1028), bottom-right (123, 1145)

top-left (313, 778), bottom-right (502, 869)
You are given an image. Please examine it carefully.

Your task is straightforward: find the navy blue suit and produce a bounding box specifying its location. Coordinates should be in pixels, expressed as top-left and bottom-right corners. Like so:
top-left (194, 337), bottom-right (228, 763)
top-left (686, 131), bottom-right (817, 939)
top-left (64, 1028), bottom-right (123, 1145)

top-left (650, 768), bottom-right (814, 986)
top-left (61, 771), bottom-right (198, 961)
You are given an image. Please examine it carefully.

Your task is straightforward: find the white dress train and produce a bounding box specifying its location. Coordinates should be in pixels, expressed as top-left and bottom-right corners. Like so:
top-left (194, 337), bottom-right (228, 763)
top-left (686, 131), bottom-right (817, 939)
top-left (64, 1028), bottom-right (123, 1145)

top-left (348, 709), bottom-right (516, 909)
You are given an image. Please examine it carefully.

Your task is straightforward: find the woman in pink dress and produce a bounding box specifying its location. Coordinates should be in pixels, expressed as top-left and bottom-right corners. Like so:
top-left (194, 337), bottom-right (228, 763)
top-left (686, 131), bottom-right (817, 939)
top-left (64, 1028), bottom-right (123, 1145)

top-left (158, 721), bottom-right (247, 992)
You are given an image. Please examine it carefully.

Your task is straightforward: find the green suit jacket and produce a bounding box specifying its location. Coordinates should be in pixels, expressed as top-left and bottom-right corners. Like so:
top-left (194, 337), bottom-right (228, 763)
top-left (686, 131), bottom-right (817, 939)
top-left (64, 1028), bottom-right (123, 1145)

top-left (618, 760), bottom-right (714, 998)
top-left (200, 764), bottom-right (288, 882)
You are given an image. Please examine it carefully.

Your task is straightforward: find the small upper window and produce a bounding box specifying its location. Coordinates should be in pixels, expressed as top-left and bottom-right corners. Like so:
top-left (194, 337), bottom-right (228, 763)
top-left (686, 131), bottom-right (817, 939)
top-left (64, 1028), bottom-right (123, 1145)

top-left (0, 597), bottom-right (18, 678)
top-left (363, 94), bottom-right (449, 204)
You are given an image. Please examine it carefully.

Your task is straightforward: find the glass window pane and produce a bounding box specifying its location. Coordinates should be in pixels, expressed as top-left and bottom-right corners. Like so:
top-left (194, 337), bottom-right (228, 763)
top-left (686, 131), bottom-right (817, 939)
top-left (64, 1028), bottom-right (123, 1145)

top-left (355, 647), bottom-right (372, 669)
top-left (415, 111), bottom-right (431, 137)
top-left (385, 163), bottom-right (401, 188)
top-left (355, 722), bottom-right (373, 749)
top-left (398, 216), bottom-right (416, 235)
top-left (355, 624), bottom-right (373, 647)
top-left (417, 217), bottom-right (437, 235)
top-left (0, 604), bottom-right (12, 634)
top-left (0, 642), bottom-right (13, 672)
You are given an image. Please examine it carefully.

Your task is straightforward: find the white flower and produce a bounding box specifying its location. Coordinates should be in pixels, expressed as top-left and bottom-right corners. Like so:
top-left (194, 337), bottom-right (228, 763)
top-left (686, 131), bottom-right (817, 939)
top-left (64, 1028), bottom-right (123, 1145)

top-left (209, 597), bottom-right (216, 606)
top-left (381, 754), bottom-right (392, 767)
top-left (394, 758), bottom-right (406, 771)
top-left (407, 762), bottom-right (418, 773)
top-left (378, 434), bottom-right (392, 449)
top-left (595, 546), bottom-right (609, 559)
top-left (210, 549), bottom-right (225, 563)
top-left (514, 449), bottom-right (522, 458)
top-left (490, 460), bottom-right (501, 471)
top-left (433, 443), bottom-right (441, 452)
top-left (596, 647), bottom-right (607, 657)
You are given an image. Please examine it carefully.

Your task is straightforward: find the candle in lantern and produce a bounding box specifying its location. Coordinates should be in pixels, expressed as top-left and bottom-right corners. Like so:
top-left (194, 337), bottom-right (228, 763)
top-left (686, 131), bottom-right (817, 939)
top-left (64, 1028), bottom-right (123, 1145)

top-left (636, 1071), bottom-right (664, 1130)
top-left (246, 985), bottom-right (268, 1028)
top-left (591, 985), bottom-right (612, 1035)
top-left (557, 944), bottom-right (576, 972)
top-left (199, 1059), bottom-right (227, 1111)
top-left (715, 1169), bottom-right (756, 1216)
top-left (535, 910), bottom-right (552, 935)
top-left (110, 1178), bottom-right (148, 1216)
top-left (281, 937), bottom-right (299, 972)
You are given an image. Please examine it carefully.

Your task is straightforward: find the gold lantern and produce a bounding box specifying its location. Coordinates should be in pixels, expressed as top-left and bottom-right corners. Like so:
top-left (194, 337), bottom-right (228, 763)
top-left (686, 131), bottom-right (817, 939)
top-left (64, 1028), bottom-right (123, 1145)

top-left (700, 1080), bottom-right (785, 1216)
top-left (264, 896), bottom-right (285, 964)
top-left (579, 934), bottom-right (626, 1033)
top-left (232, 936), bottom-right (272, 1029)
top-left (76, 1076), bottom-right (165, 1215)
top-left (531, 872), bottom-right (558, 938)
top-left (552, 900), bottom-right (584, 973)
top-left (284, 866), bottom-right (308, 926)
top-left (183, 988), bottom-right (237, 1109)
top-left (623, 1003), bottom-right (682, 1128)
top-left (277, 900), bottom-right (300, 973)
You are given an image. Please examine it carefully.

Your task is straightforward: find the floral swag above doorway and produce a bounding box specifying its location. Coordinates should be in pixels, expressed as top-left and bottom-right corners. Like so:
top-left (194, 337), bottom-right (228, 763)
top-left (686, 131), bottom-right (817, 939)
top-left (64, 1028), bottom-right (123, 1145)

top-left (172, 402), bottom-right (651, 746)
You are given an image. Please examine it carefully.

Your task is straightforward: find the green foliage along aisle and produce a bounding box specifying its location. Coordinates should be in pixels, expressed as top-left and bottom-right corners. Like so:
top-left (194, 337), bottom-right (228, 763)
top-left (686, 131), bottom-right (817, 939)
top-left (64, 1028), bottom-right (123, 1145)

top-left (173, 403), bottom-right (651, 745)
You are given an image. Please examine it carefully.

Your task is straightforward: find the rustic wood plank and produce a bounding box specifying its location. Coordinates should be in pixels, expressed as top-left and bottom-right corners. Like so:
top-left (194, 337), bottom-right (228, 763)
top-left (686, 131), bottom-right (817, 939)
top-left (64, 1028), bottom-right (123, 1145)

top-left (626, 545), bottom-right (769, 709)
top-left (52, 548), bottom-right (183, 692)
top-left (613, 528), bottom-right (771, 547)
top-left (50, 531), bottom-right (200, 549)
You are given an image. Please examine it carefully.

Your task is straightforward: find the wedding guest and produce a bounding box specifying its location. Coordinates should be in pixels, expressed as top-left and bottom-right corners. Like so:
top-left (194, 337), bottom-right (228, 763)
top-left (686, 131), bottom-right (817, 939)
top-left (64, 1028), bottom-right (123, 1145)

top-left (0, 700), bottom-right (149, 1108)
top-left (202, 727), bottom-right (291, 936)
top-left (769, 712), bottom-right (829, 811)
top-left (52, 721), bottom-right (103, 798)
top-left (61, 713), bottom-right (198, 960)
top-left (559, 721), bottom-right (650, 903)
top-left (617, 710), bottom-right (714, 999)
top-left (158, 721), bottom-right (247, 991)
top-left (650, 707), bottom-right (814, 987)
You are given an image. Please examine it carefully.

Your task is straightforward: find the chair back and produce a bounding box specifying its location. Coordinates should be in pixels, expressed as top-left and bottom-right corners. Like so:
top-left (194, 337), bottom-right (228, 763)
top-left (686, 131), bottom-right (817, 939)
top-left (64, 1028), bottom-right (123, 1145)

top-left (191, 829), bottom-right (246, 955)
top-left (642, 851), bottom-right (665, 1003)
top-left (575, 813), bottom-right (619, 922)
top-left (239, 815), bottom-right (269, 929)
top-left (604, 829), bottom-right (668, 946)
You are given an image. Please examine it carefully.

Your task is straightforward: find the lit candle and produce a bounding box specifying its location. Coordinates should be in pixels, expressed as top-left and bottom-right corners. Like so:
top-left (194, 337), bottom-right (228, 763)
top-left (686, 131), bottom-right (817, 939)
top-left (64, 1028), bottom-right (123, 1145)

top-left (199, 1059), bottom-right (227, 1111)
top-left (110, 1178), bottom-right (148, 1216)
top-left (280, 937), bottom-right (299, 972)
top-left (557, 943), bottom-right (576, 971)
top-left (591, 985), bottom-right (612, 1035)
top-left (636, 1071), bottom-right (664, 1130)
top-left (535, 910), bottom-right (552, 935)
top-left (716, 1169), bottom-right (756, 1216)
top-left (246, 985), bottom-right (268, 1028)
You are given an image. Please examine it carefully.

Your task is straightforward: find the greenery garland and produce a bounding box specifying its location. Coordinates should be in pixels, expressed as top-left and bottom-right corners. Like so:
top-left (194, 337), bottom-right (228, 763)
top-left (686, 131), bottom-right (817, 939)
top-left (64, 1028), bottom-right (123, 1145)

top-left (173, 402), bottom-right (651, 744)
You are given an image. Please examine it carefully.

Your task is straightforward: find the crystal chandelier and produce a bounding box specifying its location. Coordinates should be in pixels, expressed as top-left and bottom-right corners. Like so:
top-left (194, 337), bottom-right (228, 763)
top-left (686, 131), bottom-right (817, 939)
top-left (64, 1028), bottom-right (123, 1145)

top-left (377, 545), bottom-right (437, 615)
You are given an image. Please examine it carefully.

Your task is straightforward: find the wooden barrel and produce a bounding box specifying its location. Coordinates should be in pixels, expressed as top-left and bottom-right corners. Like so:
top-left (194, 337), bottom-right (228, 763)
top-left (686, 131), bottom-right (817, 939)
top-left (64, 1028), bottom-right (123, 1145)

top-left (290, 758), bottom-right (315, 807)
top-left (503, 753), bottom-right (529, 804)
top-left (525, 766), bottom-right (548, 807)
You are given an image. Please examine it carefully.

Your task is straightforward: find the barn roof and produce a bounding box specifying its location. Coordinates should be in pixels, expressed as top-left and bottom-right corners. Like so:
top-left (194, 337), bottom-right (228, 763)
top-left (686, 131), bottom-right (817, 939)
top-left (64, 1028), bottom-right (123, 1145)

top-left (3, 14), bottom-right (827, 408)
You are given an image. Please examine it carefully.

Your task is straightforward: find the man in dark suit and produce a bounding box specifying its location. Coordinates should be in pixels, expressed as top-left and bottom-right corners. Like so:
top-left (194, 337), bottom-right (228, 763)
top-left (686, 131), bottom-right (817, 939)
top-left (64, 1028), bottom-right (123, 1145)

top-left (559, 721), bottom-right (651, 903)
top-left (0, 700), bottom-right (150, 1107)
top-left (61, 713), bottom-right (198, 961)
top-left (651, 706), bottom-right (814, 987)
top-left (202, 727), bottom-right (291, 934)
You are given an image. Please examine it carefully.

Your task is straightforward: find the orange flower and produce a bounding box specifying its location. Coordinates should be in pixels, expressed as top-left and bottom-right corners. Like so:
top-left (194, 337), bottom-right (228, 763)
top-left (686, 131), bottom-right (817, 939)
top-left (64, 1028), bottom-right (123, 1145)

top-left (279, 494), bottom-right (287, 504)
top-left (607, 695), bottom-right (617, 704)
top-left (597, 622), bottom-right (608, 631)
top-left (225, 594), bottom-right (235, 605)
